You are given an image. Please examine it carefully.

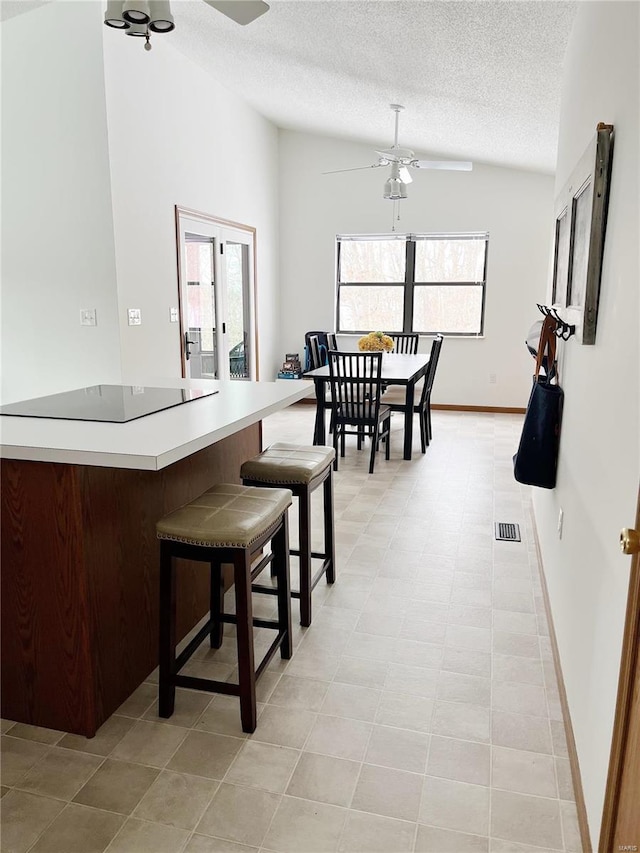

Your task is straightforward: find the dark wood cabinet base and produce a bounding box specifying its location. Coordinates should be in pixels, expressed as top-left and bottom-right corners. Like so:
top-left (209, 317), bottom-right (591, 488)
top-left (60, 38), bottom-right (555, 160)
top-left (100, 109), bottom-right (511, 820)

top-left (1, 424), bottom-right (260, 737)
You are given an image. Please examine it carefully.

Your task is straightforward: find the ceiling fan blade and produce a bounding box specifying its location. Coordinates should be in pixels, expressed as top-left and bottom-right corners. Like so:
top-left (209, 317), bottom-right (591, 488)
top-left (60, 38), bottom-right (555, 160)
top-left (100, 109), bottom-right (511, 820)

top-left (322, 164), bottom-right (384, 175)
top-left (202, 0), bottom-right (269, 25)
top-left (399, 166), bottom-right (413, 184)
top-left (375, 149), bottom-right (399, 163)
top-left (410, 160), bottom-right (473, 171)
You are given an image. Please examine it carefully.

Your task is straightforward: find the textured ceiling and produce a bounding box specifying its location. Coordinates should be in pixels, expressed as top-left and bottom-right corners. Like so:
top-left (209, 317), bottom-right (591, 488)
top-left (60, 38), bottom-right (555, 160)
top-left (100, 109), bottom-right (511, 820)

top-left (2, 0), bottom-right (576, 173)
top-left (168, 0), bottom-right (577, 174)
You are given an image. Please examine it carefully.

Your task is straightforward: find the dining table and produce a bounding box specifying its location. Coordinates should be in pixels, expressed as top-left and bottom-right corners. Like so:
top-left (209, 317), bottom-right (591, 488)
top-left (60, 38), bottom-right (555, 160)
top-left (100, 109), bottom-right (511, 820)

top-left (305, 352), bottom-right (431, 461)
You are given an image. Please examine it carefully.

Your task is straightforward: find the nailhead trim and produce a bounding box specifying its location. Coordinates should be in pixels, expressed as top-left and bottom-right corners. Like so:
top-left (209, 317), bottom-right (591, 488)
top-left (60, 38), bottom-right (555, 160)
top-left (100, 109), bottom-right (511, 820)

top-left (157, 523), bottom-right (284, 549)
top-left (243, 475), bottom-right (310, 485)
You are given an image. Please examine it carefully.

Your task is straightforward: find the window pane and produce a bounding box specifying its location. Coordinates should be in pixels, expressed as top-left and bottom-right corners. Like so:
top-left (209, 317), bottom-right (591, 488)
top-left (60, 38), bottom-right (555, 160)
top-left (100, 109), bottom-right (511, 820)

top-left (413, 285), bottom-right (483, 334)
top-left (415, 239), bottom-right (486, 282)
top-left (340, 240), bottom-right (406, 282)
top-left (567, 180), bottom-right (593, 308)
top-left (338, 285), bottom-right (404, 331)
top-left (185, 237), bottom-right (216, 352)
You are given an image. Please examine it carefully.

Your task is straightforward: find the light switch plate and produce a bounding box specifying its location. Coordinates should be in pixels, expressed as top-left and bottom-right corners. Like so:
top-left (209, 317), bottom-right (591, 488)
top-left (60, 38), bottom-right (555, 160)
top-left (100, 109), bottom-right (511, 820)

top-left (170, 308), bottom-right (179, 323)
top-left (80, 308), bottom-right (97, 326)
top-left (128, 308), bottom-right (142, 326)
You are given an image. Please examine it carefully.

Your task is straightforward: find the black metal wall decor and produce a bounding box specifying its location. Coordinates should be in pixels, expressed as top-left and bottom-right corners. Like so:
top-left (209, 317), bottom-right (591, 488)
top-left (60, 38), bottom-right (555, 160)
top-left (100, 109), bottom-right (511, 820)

top-left (551, 123), bottom-right (614, 345)
top-left (537, 304), bottom-right (576, 341)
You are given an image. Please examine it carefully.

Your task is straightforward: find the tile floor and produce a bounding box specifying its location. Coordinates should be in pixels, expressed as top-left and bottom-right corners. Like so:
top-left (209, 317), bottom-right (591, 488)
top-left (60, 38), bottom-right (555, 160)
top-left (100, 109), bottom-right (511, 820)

top-left (0, 404), bottom-right (582, 853)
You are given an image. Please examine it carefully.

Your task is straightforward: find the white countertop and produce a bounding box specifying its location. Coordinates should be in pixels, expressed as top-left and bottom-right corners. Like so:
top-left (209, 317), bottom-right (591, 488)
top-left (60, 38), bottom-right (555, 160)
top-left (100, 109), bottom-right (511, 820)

top-left (0, 378), bottom-right (313, 471)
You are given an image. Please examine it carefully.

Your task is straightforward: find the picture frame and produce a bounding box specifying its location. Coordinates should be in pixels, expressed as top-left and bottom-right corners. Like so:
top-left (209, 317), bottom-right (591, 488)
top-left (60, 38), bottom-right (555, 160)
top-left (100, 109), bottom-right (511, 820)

top-left (550, 123), bottom-right (614, 344)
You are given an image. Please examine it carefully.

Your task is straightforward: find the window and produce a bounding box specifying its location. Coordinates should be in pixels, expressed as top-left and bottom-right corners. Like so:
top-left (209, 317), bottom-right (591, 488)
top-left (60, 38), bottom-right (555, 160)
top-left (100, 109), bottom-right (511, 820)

top-left (336, 232), bottom-right (488, 336)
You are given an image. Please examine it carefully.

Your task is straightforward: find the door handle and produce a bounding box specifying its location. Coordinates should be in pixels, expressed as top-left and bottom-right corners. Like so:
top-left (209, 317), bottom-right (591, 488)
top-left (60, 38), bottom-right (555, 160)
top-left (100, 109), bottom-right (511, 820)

top-left (620, 528), bottom-right (640, 555)
top-left (184, 332), bottom-right (194, 361)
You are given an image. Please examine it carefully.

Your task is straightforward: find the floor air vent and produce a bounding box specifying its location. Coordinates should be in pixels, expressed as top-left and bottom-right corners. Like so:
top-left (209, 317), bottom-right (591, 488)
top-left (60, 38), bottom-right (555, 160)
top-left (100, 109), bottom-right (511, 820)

top-left (495, 522), bottom-right (521, 542)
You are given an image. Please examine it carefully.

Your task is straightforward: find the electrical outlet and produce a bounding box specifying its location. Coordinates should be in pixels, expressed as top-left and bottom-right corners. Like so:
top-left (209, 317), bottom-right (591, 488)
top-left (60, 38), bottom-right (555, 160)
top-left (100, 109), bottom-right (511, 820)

top-left (170, 308), bottom-right (179, 323)
top-left (489, 373), bottom-right (497, 384)
top-left (128, 308), bottom-right (141, 326)
top-left (557, 507), bottom-right (564, 539)
top-left (80, 308), bottom-right (97, 326)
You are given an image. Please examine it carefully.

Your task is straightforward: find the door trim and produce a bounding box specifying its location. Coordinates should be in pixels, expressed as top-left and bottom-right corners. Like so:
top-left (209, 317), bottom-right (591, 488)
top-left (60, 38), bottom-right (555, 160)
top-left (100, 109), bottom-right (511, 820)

top-left (599, 486), bottom-right (640, 851)
top-left (174, 205), bottom-right (259, 380)
top-left (530, 507), bottom-right (593, 852)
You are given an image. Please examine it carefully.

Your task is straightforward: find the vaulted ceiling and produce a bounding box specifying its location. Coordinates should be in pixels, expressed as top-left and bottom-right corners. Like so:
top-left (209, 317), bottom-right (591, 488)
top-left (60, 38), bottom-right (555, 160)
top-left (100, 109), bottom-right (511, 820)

top-left (169, 0), bottom-right (577, 174)
top-left (2, 1), bottom-right (577, 174)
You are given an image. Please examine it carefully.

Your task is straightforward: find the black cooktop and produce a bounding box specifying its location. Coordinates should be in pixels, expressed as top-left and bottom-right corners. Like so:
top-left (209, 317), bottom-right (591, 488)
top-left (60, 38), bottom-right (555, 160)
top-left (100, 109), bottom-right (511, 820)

top-left (0, 384), bottom-right (218, 423)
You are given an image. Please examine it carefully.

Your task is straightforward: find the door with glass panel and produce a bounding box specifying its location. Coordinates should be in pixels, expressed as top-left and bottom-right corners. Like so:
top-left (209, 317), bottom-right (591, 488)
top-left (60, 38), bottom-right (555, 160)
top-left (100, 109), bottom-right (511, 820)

top-left (176, 209), bottom-right (256, 381)
top-left (221, 229), bottom-right (252, 380)
top-left (180, 226), bottom-right (219, 379)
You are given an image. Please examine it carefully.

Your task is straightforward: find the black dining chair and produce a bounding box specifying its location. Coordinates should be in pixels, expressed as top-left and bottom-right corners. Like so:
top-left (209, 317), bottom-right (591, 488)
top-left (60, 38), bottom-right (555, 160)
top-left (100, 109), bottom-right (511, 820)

top-left (327, 333), bottom-right (337, 352)
top-left (328, 351), bottom-right (391, 474)
top-left (308, 335), bottom-right (333, 444)
top-left (386, 333), bottom-right (419, 354)
top-left (422, 334), bottom-right (443, 446)
top-left (308, 334), bottom-right (323, 369)
top-left (382, 334), bottom-right (443, 452)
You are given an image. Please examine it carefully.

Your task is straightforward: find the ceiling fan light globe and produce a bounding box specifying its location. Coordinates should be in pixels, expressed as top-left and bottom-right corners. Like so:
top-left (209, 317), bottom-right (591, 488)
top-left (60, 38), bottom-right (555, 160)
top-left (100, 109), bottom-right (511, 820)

top-left (148, 0), bottom-right (175, 31)
top-left (149, 20), bottom-right (173, 31)
top-left (383, 177), bottom-right (407, 200)
top-left (123, 0), bottom-right (151, 24)
top-left (104, 0), bottom-right (130, 28)
top-left (104, 18), bottom-right (130, 29)
top-left (125, 21), bottom-right (148, 35)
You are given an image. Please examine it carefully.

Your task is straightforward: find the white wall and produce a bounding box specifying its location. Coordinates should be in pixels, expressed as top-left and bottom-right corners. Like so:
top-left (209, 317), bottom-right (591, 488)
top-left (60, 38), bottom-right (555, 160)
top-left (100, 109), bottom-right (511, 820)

top-left (278, 130), bottom-right (554, 406)
top-left (0, 2), bottom-right (282, 405)
top-left (102, 30), bottom-right (280, 383)
top-left (532, 2), bottom-right (639, 845)
top-left (0, 2), bottom-right (122, 403)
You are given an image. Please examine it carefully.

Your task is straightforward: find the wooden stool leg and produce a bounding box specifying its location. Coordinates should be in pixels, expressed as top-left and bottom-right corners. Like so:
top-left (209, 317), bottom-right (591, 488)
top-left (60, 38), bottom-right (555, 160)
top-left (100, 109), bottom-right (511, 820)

top-left (210, 560), bottom-right (224, 649)
top-left (234, 548), bottom-right (257, 733)
top-left (158, 541), bottom-right (176, 718)
top-left (323, 470), bottom-right (336, 584)
top-left (299, 487), bottom-right (312, 627)
top-left (274, 514), bottom-right (293, 659)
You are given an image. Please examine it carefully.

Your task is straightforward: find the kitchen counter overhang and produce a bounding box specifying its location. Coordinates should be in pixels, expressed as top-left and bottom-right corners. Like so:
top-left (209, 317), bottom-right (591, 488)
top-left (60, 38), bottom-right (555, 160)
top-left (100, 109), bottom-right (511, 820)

top-left (0, 378), bottom-right (312, 470)
top-left (1, 379), bottom-right (312, 736)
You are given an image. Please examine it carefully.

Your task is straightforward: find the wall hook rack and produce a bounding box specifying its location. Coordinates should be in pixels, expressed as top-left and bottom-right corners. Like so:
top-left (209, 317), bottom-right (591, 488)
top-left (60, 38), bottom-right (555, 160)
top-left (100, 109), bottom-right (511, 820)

top-left (537, 304), bottom-right (576, 341)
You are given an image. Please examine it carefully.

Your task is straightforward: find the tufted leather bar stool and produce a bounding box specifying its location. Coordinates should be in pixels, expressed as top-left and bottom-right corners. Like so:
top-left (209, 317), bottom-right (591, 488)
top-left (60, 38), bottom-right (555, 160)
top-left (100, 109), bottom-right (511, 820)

top-left (241, 443), bottom-right (336, 628)
top-left (156, 483), bottom-right (293, 733)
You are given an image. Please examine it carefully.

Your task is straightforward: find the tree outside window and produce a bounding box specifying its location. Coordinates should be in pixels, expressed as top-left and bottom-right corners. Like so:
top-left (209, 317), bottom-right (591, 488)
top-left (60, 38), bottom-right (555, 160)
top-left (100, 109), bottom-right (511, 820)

top-left (336, 233), bottom-right (488, 336)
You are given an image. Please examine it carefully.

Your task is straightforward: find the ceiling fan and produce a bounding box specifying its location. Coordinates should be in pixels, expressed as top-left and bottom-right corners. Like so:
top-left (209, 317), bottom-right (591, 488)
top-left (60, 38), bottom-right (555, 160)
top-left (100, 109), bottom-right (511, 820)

top-left (104, 1), bottom-right (269, 50)
top-left (324, 104), bottom-right (472, 200)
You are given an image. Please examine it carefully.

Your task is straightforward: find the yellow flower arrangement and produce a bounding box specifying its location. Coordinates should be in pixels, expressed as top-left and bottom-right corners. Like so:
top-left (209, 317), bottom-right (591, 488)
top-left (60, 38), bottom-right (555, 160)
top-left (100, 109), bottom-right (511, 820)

top-left (357, 331), bottom-right (394, 352)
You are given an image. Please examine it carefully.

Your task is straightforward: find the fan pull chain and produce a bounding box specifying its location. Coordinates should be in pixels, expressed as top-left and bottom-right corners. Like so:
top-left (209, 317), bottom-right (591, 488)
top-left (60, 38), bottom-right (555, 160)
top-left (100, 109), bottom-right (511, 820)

top-left (390, 199), bottom-right (402, 232)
